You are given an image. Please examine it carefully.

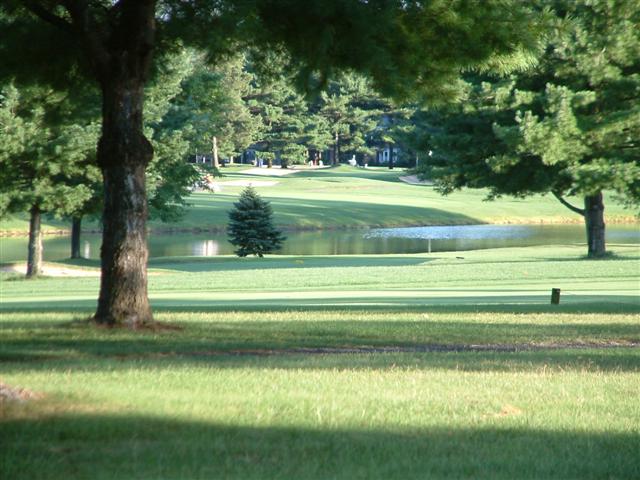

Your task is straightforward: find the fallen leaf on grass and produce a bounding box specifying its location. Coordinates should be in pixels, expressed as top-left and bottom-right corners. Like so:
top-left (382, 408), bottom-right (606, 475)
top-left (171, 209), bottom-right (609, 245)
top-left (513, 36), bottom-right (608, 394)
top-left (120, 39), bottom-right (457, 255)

top-left (0, 382), bottom-right (43, 402)
top-left (497, 404), bottom-right (523, 417)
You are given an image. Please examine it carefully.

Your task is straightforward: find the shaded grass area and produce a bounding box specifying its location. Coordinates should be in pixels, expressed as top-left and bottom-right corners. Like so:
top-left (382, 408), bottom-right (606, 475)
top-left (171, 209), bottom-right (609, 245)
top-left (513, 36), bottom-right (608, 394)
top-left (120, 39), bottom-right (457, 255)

top-left (1, 309), bottom-right (640, 367)
top-left (2, 413), bottom-right (639, 480)
top-left (2, 349), bottom-right (639, 479)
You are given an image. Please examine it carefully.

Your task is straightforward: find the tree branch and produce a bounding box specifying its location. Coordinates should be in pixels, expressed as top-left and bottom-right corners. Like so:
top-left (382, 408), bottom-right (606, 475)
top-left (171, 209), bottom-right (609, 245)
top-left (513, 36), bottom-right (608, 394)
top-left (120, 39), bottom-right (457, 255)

top-left (24, 1), bottom-right (74, 34)
top-left (552, 191), bottom-right (585, 216)
top-left (61, 0), bottom-right (110, 76)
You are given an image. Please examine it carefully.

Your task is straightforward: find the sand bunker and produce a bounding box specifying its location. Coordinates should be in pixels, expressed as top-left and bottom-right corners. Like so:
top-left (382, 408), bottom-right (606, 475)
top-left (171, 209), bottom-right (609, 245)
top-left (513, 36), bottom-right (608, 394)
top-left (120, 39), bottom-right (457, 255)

top-left (399, 175), bottom-right (433, 185)
top-left (1, 263), bottom-right (100, 277)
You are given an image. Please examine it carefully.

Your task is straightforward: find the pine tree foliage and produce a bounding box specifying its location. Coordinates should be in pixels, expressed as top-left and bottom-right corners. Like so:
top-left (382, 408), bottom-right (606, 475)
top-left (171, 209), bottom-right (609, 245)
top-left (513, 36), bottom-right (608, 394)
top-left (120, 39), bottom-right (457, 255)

top-left (0, 82), bottom-right (98, 275)
top-left (316, 73), bottom-right (382, 164)
top-left (0, 83), bottom-right (98, 221)
top-left (228, 187), bottom-right (285, 257)
top-left (163, 53), bottom-right (263, 161)
top-left (145, 50), bottom-right (203, 222)
top-left (416, 0), bottom-right (640, 257)
top-left (248, 69), bottom-right (309, 166)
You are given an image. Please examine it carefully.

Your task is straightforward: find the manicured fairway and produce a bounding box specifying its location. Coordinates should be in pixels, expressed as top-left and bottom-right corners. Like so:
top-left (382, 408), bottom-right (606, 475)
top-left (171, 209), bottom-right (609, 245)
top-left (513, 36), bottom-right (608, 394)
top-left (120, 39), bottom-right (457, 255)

top-left (1, 245), bottom-right (639, 479)
top-left (2, 166), bottom-right (637, 233)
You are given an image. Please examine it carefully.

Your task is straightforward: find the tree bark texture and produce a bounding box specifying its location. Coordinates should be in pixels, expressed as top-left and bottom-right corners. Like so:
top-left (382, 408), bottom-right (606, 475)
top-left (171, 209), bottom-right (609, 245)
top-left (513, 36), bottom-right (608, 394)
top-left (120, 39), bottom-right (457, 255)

top-left (584, 191), bottom-right (606, 257)
top-left (24, 0), bottom-right (157, 326)
top-left (388, 143), bottom-right (394, 170)
top-left (71, 216), bottom-right (82, 259)
top-left (89, 1), bottom-right (156, 327)
top-left (26, 205), bottom-right (43, 278)
top-left (94, 79), bottom-right (154, 327)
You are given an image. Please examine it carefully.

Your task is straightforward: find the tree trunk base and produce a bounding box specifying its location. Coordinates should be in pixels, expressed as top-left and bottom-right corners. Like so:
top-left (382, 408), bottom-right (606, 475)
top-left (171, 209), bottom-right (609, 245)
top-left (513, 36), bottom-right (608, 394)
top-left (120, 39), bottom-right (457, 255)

top-left (26, 205), bottom-right (43, 278)
top-left (93, 311), bottom-right (154, 329)
top-left (71, 216), bottom-right (82, 259)
top-left (585, 192), bottom-right (606, 258)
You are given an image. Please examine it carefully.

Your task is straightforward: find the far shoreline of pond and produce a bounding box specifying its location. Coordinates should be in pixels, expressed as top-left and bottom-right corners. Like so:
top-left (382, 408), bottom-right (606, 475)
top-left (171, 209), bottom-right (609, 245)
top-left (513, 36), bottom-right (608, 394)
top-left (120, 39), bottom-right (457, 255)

top-left (2, 215), bottom-right (639, 238)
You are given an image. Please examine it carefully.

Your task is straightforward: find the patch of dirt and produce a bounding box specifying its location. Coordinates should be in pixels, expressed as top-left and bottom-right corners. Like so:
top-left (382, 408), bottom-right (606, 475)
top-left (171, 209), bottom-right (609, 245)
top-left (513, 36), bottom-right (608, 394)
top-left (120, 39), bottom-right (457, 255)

top-left (0, 263), bottom-right (100, 277)
top-left (0, 382), bottom-right (43, 402)
top-left (497, 404), bottom-right (523, 416)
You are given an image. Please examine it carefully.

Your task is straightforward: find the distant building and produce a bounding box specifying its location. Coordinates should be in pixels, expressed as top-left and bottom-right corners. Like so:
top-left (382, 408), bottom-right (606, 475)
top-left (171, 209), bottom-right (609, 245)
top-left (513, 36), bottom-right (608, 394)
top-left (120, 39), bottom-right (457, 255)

top-left (375, 146), bottom-right (400, 165)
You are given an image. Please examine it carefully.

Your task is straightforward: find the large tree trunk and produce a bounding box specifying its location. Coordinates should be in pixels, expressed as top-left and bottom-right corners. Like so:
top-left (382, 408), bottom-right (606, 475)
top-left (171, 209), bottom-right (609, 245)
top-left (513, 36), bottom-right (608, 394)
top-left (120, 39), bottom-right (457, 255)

top-left (387, 143), bottom-right (394, 170)
top-left (333, 132), bottom-right (339, 166)
top-left (23, 0), bottom-right (157, 327)
top-left (553, 191), bottom-right (607, 258)
top-left (585, 191), bottom-right (606, 258)
top-left (71, 216), bottom-right (82, 259)
top-left (26, 205), bottom-right (43, 278)
top-left (75, 0), bottom-right (157, 328)
top-left (94, 79), bottom-right (154, 327)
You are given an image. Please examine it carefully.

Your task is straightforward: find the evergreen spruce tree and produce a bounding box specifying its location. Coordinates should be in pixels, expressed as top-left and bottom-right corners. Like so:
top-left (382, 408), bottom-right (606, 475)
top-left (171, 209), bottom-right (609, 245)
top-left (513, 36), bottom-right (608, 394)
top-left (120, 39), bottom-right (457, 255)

top-left (228, 187), bottom-right (285, 257)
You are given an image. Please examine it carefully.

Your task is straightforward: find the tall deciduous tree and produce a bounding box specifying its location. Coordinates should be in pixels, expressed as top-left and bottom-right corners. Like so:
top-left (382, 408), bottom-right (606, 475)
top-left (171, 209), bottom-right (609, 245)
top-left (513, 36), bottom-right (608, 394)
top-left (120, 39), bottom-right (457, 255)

top-left (1, 1), bottom-right (540, 326)
top-left (68, 49), bottom-right (201, 257)
top-left (417, 0), bottom-right (640, 257)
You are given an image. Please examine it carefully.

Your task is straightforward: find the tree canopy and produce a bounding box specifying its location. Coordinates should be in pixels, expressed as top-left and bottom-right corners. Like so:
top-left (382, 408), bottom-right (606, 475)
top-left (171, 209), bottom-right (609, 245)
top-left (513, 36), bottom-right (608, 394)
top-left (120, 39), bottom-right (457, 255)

top-left (416, 0), bottom-right (640, 257)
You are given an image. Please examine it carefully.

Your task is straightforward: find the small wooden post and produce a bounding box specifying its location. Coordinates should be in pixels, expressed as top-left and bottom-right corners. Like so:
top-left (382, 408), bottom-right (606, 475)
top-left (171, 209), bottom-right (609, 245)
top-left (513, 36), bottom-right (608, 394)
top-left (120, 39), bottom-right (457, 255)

top-left (551, 288), bottom-right (561, 305)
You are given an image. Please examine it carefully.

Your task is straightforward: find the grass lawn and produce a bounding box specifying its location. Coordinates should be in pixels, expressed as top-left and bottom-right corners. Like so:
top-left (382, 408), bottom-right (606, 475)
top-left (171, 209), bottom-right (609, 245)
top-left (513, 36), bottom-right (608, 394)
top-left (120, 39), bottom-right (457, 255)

top-left (1, 245), bottom-right (639, 479)
top-left (2, 165), bottom-right (637, 234)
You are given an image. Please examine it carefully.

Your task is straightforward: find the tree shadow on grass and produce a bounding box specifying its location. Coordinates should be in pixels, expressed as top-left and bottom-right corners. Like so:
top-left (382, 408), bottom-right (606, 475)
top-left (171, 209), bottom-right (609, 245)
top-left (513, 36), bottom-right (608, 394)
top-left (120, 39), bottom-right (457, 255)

top-left (147, 254), bottom-right (434, 272)
top-left (262, 196), bottom-right (481, 228)
top-left (2, 314), bottom-right (639, 372)
top-left (1, 293), bottom-right (638, 312)
top-left (292, 166), bottom-right (406, 183)
top-left (1, 413), bottom-right (638, 480)
top-left (2, 348), bottom-right (639, 376)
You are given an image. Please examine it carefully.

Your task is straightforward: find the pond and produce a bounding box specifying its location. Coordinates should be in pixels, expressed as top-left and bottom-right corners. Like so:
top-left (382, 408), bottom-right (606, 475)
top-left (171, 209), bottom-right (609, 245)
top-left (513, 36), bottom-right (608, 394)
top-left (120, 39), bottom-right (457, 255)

top-left (1, 224), bottom-right (639, 262)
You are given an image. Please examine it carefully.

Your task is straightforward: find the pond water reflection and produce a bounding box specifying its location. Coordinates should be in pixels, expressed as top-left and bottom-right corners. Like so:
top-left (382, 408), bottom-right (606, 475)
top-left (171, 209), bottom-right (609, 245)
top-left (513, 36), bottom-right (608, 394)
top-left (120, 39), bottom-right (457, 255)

top-left (1, 224), bottom-right (638, 262)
